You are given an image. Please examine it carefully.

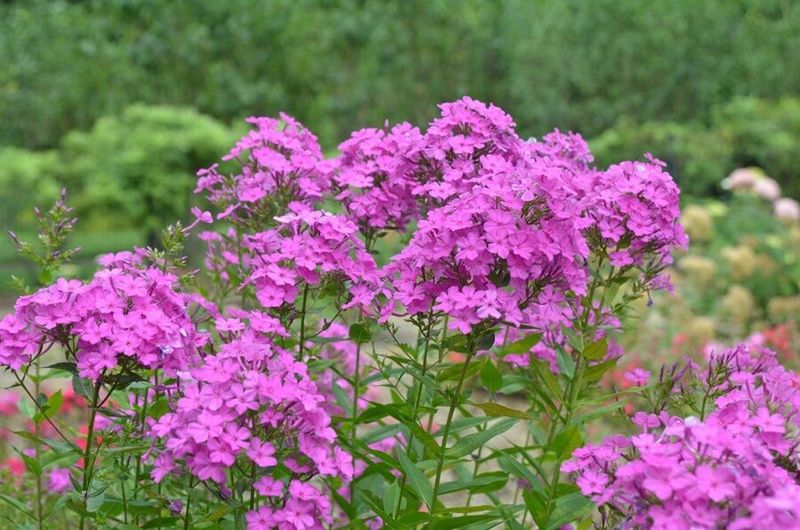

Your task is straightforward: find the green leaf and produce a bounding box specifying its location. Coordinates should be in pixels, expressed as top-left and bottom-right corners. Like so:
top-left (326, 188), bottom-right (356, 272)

top-left (546, 492), bottom-right (594, 530)
top-left (357, 403), bottom-right (440, 457)
top-left (330, 488), bottom-right (357, 520)
top-left (41, 448), bottom-right (80, 468)
top-left (479, 359), bottom-right (503, 392)
top-left (86, 492), bottom-right (105, 513)
top-left (72, 374), bottom-right (93, 399)
top-left (498, 454), bottom-right (544, 494)
top-left (582, 338), bottom-right (608, 361)
top-left (18, 396), bottom-right (36, 419)
top-left (602, 283), bottom-right (621, 306)
top-left (142, 517), bottom-right (181, 528)
top-left (447, 418), bottom-right (516, 459)
top-left (504, 333), bottom-right (542, 355)
top-left (549, 426), bottom-right (583, 460)
top-left (438, 357), bottom-right (486, 382)
top-left (397, 449), bottom-right (433, 510)
top-left (202, 505), bottom-right (230, 522)
top-left (473, 402), bottom-right (530, 420)
top-left (522, 490), bottom-right (548, 528)
top-left (361, 493), bottom-right (405, 529)
top-left (0, 493), bottom-right (34, 520)
top-left (442, 333), bottom-right (471, 354)
top-left (476, 330), bottom-right (496, 351)
top-left (531, 359), bottom-right (561, 398)
top-left (33, 389), bottom-right (63, 423)
top-left (348, 322), bottom-right (372, 343)
top-left (439, 472), bottom-right (508, 495)
top-left (383, 478), bottom-right (401, 515)
top-left (46, 361), bottom-right (78, 375)
top-left (583, 357), bottom-right (619, 383)
top-left (19, 451), bottom-right (41, 477)
top-left (97, 496), bottom-right (124, 517)
top-left (431, 514), bottom-right (498, 529)
top-left (146, 397), bottom-right (170, 420)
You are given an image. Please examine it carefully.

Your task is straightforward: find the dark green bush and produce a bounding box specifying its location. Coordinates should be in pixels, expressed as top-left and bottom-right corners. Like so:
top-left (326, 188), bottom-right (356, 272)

top-left (0, 147), bottom-right (61, 229)
top-left (60, 105), bottom-right (236, 240)
top-left (2, 0), bottom-right (799, 149)
top-left (714, 97), bottom-right (800, 198)
top-left (590, 120), bottom-right (734, 198)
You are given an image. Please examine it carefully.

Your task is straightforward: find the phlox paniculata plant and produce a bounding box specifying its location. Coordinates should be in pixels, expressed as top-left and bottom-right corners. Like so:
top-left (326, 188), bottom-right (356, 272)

top-left (148, 315), bottom-right (351, 529)
top-left (1, 97), bottom-right (797, 530)
top-left (567, 344), bottom-right (800, 529)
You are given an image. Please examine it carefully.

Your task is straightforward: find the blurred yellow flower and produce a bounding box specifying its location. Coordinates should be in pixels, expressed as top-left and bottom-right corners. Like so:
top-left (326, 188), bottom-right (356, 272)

top-left (678, 255), bottom-right (716, 286)
top-left (687, 316), bottom-right (716, 346)
top-left (720, 285), bottom-right (754, 325)
top-left (680, 205), bottom-right (714, 242)
top-left (768, 296), bottom-right (800, 322)
top-left (721, 245), bottom-right (757, 280)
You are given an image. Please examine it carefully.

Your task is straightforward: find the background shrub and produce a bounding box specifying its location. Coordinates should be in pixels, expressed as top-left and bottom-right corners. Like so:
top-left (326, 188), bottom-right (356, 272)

top-left (714, 97), bottom-right (800, 198)
top-left (2, 0), bottom-right (799, 149)
top-left (60, 105), bottom-right (236, 241)
top-left (590, 120), bottom-right (733, 197)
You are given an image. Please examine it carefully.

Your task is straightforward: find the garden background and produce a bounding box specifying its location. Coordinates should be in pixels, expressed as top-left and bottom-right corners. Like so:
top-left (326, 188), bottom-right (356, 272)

top-left (1, 2), bottom-right (800, 527)
top-left (3, 0), bottom-right (800, 379)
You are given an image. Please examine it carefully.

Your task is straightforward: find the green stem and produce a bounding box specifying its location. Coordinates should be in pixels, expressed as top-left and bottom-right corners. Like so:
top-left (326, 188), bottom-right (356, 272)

top-left (34, 358), bottom-right (43, 530)
top-left (392, 312), bottom-right (435, 519)
top-left (183, 488), bottom-right (192, 530)
top-left (297, 284), bottom-right (309, 358)
top-left (425, 316), bottom-right (449, 434)
top-left (120, 467), bottom-right (128, 524)
top-left (464, 442), bottom-right (484, 507)
top-left (349, 331), bottom-right (363, 500)
top-left (515, 430), bottom-right (533, 527)
top-left (133, 380), bottom-right (151, 526)
top-left (430, 341), bottom-right (475, 516)
top-left (79, 381), bottom-right (102, 530)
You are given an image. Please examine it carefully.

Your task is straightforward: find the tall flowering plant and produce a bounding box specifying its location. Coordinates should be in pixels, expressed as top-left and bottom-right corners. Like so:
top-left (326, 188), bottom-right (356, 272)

top-left (1, 97), bottom-right (796, 529)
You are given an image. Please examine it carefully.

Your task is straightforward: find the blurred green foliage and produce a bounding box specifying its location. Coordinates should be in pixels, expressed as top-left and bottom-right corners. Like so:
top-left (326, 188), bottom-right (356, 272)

top-left (0, 147), bottom-right (61, 229)
top-left (0, 106), bottom-right (235, 289)
top-left (714, 97), bottom-right (800, 197)
top-left (60, 105), bottom-right (237, 240)
top-left (591, 121), bottom-right (733, 198)
top-left (592, 97), bottom-right (800, 198)
top-left (1, 0), bottom-right (799, 150)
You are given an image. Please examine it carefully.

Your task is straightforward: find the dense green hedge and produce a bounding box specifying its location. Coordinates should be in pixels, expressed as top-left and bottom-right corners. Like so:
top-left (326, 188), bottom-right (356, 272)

top-left (591, 97), bottom-right (800, 198)
top-left (0, 106), bottom-right (236, 250)
top-left (2, 0), bottom-right (799, 149)
top-left (60, 105), bottom-right (237, 238)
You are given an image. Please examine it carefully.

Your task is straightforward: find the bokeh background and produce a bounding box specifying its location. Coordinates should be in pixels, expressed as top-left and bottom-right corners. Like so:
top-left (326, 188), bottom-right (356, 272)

top-left (2, 0), bottom-right (800, 360)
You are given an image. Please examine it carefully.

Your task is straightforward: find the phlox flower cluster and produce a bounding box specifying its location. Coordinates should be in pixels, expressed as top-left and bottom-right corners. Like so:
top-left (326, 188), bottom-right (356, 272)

top-left (386, 181), bottom-right (589, 333)
top-left (149, 315), bottom-right (351, 529)
top-left (567, 344), bottom-right (800, 529)
top-left (526, 129), bottom-right (595, 172)
top-left (242, 203), bottom-right (379, 312)
top-left (383, 119), bottom-right (595, 332)
top-left (195, 113), bottom-right (333, 223)
top-left (587, 156), bottom-right (688, 268)
top-left (333, 124), bottom-right (423, 233)
top-left (405, 96), bottom-right (520, 203)
top-left (0, 267), bottom-right (207, 379)
top-left (377, 98), bottom-right (686, 334)
top-left (194, 97), bottom-right (686, 338)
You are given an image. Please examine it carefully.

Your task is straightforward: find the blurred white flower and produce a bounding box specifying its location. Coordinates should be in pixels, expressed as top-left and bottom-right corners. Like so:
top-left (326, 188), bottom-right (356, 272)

top-left (752, 177), bottom-right (781, 201)
top-left (774, 197), bottom-right (800, 222)
top-left (721, 167), bottom-right (759, 190)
